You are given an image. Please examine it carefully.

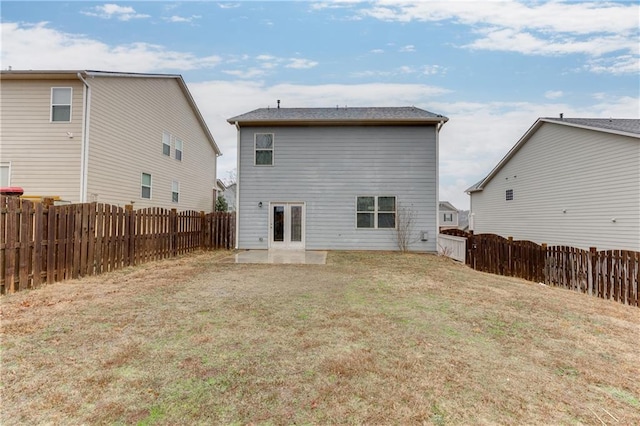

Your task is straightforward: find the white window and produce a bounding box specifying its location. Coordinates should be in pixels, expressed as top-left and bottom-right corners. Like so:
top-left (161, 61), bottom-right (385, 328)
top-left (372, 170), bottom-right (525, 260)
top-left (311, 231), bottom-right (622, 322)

top-left (255, 133), bottom-right (273, 165)
top-left (506, 189), bottom-right (514, 201)
top-left (162, 132), bottom-right (171, 156)
top-left (443, 213), bottom-right (453, 222)
top-left (51, 87), bottom-right (72, 122)
top-left (172, 181), bottom-right (180, 203)
top-left (175, 138), bottom-right (183, 161)
top-left (141, 173), bottom-right (152, 199)
top-left (0, 162), bottom-right (10, 186)
top-left (356, 196), bottom-right (396, 229)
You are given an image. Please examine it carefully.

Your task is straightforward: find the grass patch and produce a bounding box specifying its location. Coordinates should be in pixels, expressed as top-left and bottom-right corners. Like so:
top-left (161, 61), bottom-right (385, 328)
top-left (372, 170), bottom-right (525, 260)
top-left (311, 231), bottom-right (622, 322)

top-left (2, 250), bottom-right (639, 425)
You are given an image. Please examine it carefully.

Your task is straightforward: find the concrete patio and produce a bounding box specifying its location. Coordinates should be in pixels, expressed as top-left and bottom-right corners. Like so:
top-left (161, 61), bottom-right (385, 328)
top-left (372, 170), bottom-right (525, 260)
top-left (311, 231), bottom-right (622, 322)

top-left (223, 250), bottom-right (328, 265)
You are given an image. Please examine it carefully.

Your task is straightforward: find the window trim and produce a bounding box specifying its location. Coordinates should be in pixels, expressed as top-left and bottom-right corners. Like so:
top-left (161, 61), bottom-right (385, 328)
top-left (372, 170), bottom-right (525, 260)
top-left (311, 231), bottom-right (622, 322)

top-left (51, 87), bottom-right (72, 122)
top-left (254, 133), bottom-right (274, 166)
top-left (174, 138), bottom-right (183, 161)
top-left (141, 172), bottom-right (152, 199)
top-left (172, 180), bottom-right (180, 203)
top-left (162, 131), bottom-right (171, 156)
top-left (0, 162), bottom-right (11, 187)
top-left (356, 195), bottom-right (397, 229)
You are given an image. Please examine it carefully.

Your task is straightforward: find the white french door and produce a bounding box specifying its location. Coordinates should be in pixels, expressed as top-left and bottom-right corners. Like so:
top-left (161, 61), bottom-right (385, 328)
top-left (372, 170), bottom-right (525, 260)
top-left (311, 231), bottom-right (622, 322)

top-left (270, 202), bottom-right (305, 250)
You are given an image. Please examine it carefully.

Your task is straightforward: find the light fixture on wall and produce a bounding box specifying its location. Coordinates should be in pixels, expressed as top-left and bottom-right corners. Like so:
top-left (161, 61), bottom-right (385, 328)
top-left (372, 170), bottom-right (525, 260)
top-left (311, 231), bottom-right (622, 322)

top-left (258, 201), bottom-right (263, 208)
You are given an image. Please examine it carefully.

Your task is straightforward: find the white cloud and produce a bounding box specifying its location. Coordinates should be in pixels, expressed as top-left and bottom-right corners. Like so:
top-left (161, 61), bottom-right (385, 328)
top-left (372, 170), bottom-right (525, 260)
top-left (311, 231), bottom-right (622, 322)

top-left (165, 15), bottom-right (201, 24)
top-left (422, 65), bottom-right (445, 76)
top-left (356, 1), bottom-right (639, 74)
top-left (221, 68), bottom-right (266, 79)
top-left (399, 44), bottom-right (415, 53)
top-left (544, 90), bottom-right (563, 100)
top-left (81, 3), bottom-right (150, 21)
top-left (370, 48), bottom-right (384, 54)
top-left (586, 55), bottom-right (640, 75)
top-left (1, 22), bottom-right (221, 72)
top-left (286, 58), bottom-right (319, 69)
top-left (218, 3), bottom-right (241, 9)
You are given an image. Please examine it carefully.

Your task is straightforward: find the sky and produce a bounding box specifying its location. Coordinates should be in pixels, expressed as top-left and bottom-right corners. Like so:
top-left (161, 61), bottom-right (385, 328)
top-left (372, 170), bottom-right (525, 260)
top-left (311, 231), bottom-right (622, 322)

top-left (2, 1), bottom-right (639, 210)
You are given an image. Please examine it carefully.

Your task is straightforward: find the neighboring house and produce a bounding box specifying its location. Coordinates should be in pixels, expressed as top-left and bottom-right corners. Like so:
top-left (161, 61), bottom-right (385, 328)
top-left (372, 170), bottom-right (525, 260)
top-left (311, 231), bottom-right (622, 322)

top-left (0, 70), bottom-right (221, 211)
top-left (222, 182), bottom-right (237, 212)
top-left (227, 106), bottom-right (448, 251)
top-left (439, 201), bottom-right (459, 229)
top-left (467, 117), bottom-right (640, 251)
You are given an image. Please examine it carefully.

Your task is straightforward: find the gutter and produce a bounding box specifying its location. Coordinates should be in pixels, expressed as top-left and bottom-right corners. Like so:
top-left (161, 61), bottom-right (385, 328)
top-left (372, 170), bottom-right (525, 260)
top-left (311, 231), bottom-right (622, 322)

top-left (77, 72), bottom-right (91, 203)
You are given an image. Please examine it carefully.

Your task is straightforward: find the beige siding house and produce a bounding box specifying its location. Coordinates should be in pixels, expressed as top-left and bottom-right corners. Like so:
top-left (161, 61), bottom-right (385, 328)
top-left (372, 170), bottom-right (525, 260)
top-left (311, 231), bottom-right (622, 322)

top-left (467, 117), bottom-right (640, 251)
top-left (439, 201), bottom-right (459, 230)
top-left (0, 70), bottom-right (221, 211)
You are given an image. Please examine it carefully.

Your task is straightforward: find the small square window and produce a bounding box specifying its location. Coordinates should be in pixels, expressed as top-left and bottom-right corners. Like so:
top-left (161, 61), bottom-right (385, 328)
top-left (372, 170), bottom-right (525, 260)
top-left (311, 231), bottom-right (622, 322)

top-left (162, 132), bottom-right (171, 156)
top-left (141, 173), bottom-right (152, 199)
top-left (506, 189), bottom-right (514, 201)
top-left (172, 181), bottom-right (180, 203)
top-left (444, 213), bottom-right (453, 222)
top-left (51, 87), bottom-right (72, 122)
top-left (175, 138), bottom-right (183, 161)
top-left (255, 133), bottom-right (273, 165)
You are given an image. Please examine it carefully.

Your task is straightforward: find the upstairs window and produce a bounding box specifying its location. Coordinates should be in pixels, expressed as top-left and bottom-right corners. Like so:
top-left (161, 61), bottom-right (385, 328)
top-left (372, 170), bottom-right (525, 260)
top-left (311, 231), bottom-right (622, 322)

top-left (0, 162), bottom-right (10, 186)
top-left (141, 173), bottom-right (152, 199)
top-left (506, 189), bottom-right (514, 201)
top-left (172, 181), bottom-right (180, 203)
top-left (162, 132), bottom-right (171, 156)
top-left (51, 87), bottom-right (72, 122)
top-left (175, 138), bottom-right (183, 161)
top-left (443, 213), bottom-right (453, 222)
top-left (356, 196), bottom-right (396, 229)
top-left (255, 133), bottom-right (273, 165)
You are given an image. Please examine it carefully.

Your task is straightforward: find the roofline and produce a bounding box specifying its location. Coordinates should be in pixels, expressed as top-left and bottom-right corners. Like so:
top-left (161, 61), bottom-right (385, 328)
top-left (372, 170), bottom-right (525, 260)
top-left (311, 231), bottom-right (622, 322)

top-left (439, 201), bottom-right (458, 211)
top-left (466, 117), bottom-right (640, 194)
top-left (1, 70), bottom-right (221, 155)
top-left (539, 118), bottom-right (640, 139)
top-left (227, 117), bottom-right (448, 126)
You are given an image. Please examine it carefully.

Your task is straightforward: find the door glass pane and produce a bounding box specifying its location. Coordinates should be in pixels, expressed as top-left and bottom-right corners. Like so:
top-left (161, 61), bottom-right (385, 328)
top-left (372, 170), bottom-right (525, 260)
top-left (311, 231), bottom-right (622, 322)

top-left (273, 206), bottom-right (284, 242)
top-left (290, 206), bottom-right (302, 242)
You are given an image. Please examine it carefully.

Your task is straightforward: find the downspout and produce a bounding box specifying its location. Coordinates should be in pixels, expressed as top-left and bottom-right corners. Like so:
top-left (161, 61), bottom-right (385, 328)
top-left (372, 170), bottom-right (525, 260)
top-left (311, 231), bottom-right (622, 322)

top-left (234, 121), bottom-right (240, 249)
top-left (77, 72), bottom-right (91, 203)
top-left (435, 120), bottom-right (444, 238)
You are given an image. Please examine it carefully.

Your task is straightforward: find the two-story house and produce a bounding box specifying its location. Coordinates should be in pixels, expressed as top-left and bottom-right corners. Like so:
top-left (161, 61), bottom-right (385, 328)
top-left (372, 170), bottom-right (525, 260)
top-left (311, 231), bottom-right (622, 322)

top-left (0, 70), bottom-right (221, 211)
top-left (227, 106), bottom-right (448, 252)
top-left (467, 117), bottom-right (640, 251)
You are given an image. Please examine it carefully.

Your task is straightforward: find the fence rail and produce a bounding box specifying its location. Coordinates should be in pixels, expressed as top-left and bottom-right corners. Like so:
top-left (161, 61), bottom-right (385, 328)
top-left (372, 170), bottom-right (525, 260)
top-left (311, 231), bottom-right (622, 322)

top-left (1, 196), bottom-right (235, 294)
top-left (439, 229), bottom-right (639, 307)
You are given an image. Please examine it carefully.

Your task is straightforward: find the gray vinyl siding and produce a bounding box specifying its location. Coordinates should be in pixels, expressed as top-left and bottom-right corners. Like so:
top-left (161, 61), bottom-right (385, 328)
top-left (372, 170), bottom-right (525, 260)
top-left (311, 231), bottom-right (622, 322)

top-left (470, 122), bottom-right (640, 251)
top-left (0, 79), bottom-right (84, 201)
top-left (237, 125), bottom-right (438, 251)
top-left (86, 77), bottom-right (217, 211)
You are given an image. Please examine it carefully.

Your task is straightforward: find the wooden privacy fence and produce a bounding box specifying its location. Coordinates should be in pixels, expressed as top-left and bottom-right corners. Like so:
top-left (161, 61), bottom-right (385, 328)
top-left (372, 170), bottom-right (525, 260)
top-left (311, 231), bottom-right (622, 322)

top-left (1, 196), bottom-right (235, 294)
top-left (439, 229), bottom-right (639, 307)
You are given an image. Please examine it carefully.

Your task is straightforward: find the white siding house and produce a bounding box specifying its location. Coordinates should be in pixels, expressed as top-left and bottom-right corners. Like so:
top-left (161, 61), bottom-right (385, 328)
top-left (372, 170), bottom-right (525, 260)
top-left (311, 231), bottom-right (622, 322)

top-left (228, 107), bottom-right (448, 252)
top-left (0, 70), bottom-right (221, 211)
top-left (467, 118), bottom-right (640, 251)
top-left (439, 201), bottom-right (459, 229)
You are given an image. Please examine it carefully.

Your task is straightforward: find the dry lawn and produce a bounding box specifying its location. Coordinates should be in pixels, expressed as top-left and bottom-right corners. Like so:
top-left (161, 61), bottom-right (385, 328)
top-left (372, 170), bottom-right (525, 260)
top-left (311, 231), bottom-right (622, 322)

top-left (1, 250), bottom-right (639, 425)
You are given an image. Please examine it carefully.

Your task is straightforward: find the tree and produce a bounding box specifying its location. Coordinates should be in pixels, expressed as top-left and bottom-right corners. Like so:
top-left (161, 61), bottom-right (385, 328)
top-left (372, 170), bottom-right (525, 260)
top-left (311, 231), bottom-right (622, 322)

top-left (215, 195), bottom-right (228, 212)
top-left (395, 204), bottom-right (416, 252)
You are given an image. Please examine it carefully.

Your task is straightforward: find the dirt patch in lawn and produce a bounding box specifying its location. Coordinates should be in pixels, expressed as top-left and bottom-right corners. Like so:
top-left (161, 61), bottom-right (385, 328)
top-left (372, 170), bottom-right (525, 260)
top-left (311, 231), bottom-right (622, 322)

top-left (2, 250), bottom-right (639, 425)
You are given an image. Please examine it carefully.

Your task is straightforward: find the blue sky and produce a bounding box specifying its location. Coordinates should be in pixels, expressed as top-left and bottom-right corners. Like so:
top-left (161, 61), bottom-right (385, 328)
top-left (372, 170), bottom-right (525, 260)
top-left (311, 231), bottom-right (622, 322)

top-left (2, 1), bottom-right (639, 209)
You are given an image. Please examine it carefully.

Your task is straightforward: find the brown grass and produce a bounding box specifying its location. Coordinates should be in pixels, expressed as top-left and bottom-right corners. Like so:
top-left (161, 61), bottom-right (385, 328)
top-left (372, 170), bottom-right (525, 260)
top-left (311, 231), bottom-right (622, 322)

top-left (1, 250), bottom-right (639, 425)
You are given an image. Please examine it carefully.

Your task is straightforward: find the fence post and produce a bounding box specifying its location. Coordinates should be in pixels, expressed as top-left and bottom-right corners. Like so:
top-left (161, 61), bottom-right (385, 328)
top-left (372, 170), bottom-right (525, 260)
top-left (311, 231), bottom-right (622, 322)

top-left (125, 205), bottom-right (134, 266)
top-left (170, 208), bottom-right (178, 257)
top-left (588, 247), bottom-right (597, 297)
top-left (200, 211), bottom-right (206, 250)
top-left (541, 243), bottom-right (547, 284)
top-left (508, 236), bottom-right (513, 276)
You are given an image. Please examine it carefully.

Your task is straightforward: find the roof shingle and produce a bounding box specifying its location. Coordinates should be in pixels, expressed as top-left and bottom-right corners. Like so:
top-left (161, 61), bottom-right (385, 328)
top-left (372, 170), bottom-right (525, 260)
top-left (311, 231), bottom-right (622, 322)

top-left (228, 106), bottom-right (448, 124)
top-left (542, 118), bottom-right (640, 135)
